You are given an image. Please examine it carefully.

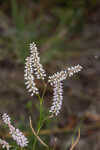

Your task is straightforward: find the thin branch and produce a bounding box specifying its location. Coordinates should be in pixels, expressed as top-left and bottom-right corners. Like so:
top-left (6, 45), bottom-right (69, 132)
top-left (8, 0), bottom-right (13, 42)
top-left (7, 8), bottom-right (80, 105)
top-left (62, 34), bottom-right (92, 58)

top-left (39, 120), bottom-right (100, 135)
top-left (29, 117), bottom-right (48, 148)
top-left (70, 128), bottom-right (80, 150)
top-left (40, 127), bottom-right (73, 135)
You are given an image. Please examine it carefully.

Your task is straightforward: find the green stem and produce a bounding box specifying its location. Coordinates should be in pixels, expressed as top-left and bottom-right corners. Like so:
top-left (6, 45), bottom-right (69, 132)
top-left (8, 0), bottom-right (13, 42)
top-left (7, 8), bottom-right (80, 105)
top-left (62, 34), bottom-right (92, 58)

top-left (42, 81), bottom-right (47, 99)
top-left (33, 81), bottom-right (47, 150)
top-left (71, 118), bottom-right (83, 145)
top-left (33, 96), bottom-right (43, 150)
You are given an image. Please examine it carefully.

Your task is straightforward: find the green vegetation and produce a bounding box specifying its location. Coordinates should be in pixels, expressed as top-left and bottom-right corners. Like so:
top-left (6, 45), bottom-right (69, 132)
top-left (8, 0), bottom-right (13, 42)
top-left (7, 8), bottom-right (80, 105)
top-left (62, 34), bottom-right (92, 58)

top-left (0, 0), bottom-right (99, 63)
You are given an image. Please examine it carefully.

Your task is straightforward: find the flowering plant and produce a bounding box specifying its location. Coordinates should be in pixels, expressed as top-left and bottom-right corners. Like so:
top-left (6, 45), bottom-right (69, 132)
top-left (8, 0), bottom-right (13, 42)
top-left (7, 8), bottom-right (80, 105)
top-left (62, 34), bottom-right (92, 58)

top-left (24, 42), bottom-right (82, 149)
top-left (0, 42), bottom-right (82, 150)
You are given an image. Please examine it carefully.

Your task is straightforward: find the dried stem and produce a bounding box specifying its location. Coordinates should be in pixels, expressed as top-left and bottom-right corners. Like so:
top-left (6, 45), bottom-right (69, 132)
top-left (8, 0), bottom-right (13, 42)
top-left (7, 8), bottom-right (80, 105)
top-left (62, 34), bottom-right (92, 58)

top-left (29, 117), bottom-right (48, 148)
top-left (70, 128), bottom-right (80, 150)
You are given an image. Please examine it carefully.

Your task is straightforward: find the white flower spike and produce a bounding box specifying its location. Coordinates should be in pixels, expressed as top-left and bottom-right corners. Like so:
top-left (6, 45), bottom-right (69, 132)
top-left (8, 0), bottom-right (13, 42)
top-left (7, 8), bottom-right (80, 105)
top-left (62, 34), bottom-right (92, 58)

top-left (48, 70), bottom-right (67, 86)
top-left (48, 64), bottom-right (82, 116)
top-left (49, 82), bottom-right (63, 116)
top-left (2, 113), bottom-right (28, 148)
top-left (67, 64), bottom-right (82, 77)
top-left (8, 124), bottom-right (28, 147)
top-left (24, 56), bottom-right (39, 96)
top-left (30, 42), bottom-right (46, 80)
top-left (2, 113), bottom-right (11, 125)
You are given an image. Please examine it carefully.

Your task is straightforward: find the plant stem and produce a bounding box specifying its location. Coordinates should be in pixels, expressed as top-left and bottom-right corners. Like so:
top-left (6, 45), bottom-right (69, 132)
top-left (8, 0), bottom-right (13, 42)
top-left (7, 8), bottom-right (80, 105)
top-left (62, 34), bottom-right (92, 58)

top-left (33, 96), bottom-right (43, 150)
top-left (42, 81), bottom-right (47, 99)
top-left (70, 128), bottom-right (80, 150)
top-left (30, 117), bottom-right (48, 148)
top-left (33, 82), bottom-right (48, 150)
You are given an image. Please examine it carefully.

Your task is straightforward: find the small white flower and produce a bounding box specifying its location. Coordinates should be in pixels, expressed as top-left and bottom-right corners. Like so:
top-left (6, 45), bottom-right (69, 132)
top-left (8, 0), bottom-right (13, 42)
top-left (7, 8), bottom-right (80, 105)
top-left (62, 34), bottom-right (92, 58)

top-left (48, 70), bottom-right (67, 86)
top-left (48, 65), bottom-right (82, 86)
top-left (2, 113), bottom-right (11, 125)
top-left (29, 42), bottom-right (46, 80)
top-left (24, 57), bottom-right (39, 96)
top-left (0, 138), bottom-right (10, 150)
top-left (67, 64), bottom-right (82, 77)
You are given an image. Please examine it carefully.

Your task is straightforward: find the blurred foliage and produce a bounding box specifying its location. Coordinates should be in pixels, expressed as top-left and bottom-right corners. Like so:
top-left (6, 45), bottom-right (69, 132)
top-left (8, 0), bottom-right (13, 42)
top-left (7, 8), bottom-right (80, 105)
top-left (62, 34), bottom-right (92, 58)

top-left (0, 0), bottom-right (100, 63)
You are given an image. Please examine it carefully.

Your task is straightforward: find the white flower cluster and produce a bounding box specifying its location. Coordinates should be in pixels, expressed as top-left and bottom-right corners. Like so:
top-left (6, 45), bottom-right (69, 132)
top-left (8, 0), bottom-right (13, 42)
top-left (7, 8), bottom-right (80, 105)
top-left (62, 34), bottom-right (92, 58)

top-left (2, 113), bottom-right (28, 148)
top-left (48, 70), bottom-right (67, 86)
top-left (24, 57), bottom-right (39, 96)
top-left (30, 42), bottom-right (46, 80)
top-left (8, 124), bottom-right (28, 147)
top-left (49, 82), bottom-right (63, 116)
top-left (24, 42), bottom-right (46, 96)
top-left (67, 64), bottom-right (82, 77)
top-left (2, 113), bottom-right (11, 125)
top-left (0, 138), bottom-right (10, 150)
top-left (49, 64), bottom-right (82, 116)
top-left (24, 42), bottom-right (83, 115)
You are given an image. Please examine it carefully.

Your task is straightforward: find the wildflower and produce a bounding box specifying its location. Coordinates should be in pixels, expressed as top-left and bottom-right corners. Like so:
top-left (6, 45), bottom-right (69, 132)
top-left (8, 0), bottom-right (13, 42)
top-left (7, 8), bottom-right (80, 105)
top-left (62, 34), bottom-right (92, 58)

top-left (49, 82), bottom-right (63, 116)
top-left (2, 113), bottom-right (11, 125)
top-left (49, 64), bottom-right (82, 116)
top-left (29, 42), bottom-right (46, 80)
top-left (24, 57), bottom-right (39, 96)
top-left (2, 113), bottom-right (29, 148)
top-left (48, 70), bottom-right (67, 86)
top-left (48, 64), bottom-right (82, 86)
top-left (8, 124), bottom-right (28, 147)
top-left (0, 138), bottom-right (10, 150)
top-left (67, 64), bottom-right (82, 77)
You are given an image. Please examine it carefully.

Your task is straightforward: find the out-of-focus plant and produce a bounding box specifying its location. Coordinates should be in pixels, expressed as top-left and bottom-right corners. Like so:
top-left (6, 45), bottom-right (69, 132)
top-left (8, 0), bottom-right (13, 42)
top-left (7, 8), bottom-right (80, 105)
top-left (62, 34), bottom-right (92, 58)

top-left (1, 0), bottom-right (99, 63)
top-left (8, 0), bottom-right (85, 63)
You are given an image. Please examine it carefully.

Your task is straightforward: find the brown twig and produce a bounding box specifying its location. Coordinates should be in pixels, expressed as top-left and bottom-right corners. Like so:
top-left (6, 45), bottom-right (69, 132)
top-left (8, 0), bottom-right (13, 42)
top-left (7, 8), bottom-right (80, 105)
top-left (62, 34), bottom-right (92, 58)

top-left (1, 121), bottom-right (100, 137)
top-left (70, 128), bottom-right (80, 150)
top-left (40, 127), bottom-right (73, 135)
top-left (29, 117), bottom-right (48, 148)
top-left (39, 120), bottom-right (100, 135)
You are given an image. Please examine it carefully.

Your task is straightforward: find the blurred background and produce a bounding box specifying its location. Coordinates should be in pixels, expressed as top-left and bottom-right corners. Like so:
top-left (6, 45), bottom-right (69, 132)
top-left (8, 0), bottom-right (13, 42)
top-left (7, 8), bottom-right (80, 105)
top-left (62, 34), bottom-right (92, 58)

top-left (0, 0), bottom-right (100, 149)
